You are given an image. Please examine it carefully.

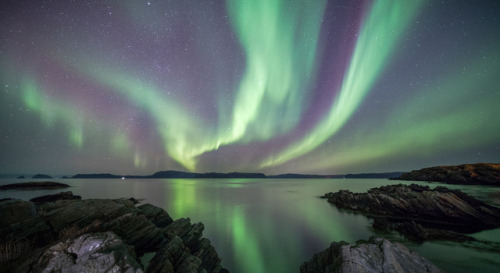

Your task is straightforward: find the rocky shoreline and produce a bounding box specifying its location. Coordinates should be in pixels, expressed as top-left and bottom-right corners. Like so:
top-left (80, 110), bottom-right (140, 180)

top-left (0, 192), bottom-right (228, 273)
top-left (5, 184), bottom-right (495, 272)
top-left (323, 184), bottom-right (500, 242)
top-left (391, 163), bottom-right (500, 186)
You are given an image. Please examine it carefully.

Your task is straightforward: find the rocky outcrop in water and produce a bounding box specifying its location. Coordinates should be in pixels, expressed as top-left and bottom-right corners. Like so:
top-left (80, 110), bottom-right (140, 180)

top-left (323, 184), bottom-right (500, 241)
top-left (300, 237), bottom-right (443, 273)
top-left (0, 192), bottom-right (228, 273)
top-left (392, 163), bottom-right (500, 186)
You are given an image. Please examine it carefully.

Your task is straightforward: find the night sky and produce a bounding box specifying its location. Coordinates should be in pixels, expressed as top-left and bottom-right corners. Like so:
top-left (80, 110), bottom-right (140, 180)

top-left (1, 0), bottom-right (499, 176)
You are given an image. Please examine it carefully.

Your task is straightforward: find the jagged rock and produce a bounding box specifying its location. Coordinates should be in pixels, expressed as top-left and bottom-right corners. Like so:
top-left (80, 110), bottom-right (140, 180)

top-left (0, 193), bottom-right (228, 273)
top-left (139, 203), bottom-right (174, 228)
top-left (300, 237), bottom-right (443, 273)
top-left (33, 232), bottom-right (143, 273)
top-left (324, 184), bottom-right (500, 238)
top-left (392, 163), bottom-right (500, 186)
top-left (147, 236), bottom-right (202, 273)
top-left (161, 219), bottom-right (226, 273)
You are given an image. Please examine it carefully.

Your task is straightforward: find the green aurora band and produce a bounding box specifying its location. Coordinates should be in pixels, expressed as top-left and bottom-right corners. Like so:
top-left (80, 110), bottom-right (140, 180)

top-left (304, 45), bottom-right (500, 173)
top-left (16, 0), bottom-right (424, 172)
top-left (223, 0), bottom-right (326, 144)
top-left (261, 1), bottom-right (425, 169)
top-left (19, 75), bottom-right (136, 160)
top-left (64, 0), bottom-right (327, 171)
top-left (6, 0), bottom-right (499, 174)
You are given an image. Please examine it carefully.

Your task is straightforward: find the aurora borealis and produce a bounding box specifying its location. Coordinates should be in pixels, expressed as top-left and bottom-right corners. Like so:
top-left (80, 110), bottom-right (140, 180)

top-left (1, 0), bottom-right (499, 175)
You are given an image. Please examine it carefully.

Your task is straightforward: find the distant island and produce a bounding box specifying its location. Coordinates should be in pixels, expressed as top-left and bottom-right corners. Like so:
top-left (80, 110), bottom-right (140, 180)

top-left (64, 171), bottom-right (405, 179)
top-left (7, 163), bottom-right (500, 183)
top-left (32, 174), bottom-right (53, 179)
top-left (391, 163), bottom-right (500, 186)
top-left (69, 171), bottom-right (268, 179)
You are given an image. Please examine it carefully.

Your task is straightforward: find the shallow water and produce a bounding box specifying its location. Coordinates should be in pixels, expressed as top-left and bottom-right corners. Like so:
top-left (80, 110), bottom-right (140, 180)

top-left (1, 178), bottom-right (499, 272)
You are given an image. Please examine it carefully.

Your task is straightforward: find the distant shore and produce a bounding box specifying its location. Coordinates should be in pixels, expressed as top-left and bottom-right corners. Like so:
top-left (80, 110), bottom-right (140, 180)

top-left (5, 171), bottom-right (405, 180)
top-left (4, 162), bottom-right (499, 186)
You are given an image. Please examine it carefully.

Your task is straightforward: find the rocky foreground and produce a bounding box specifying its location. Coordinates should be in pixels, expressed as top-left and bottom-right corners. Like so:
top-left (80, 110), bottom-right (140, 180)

top-left (392, 163), bottom-right (500, 186)
top-left (1, 190), bottom-right (451, 273)
top-left (0, 192), bottom-right (228, 273)
top-left (323, 184), bottom-right (500, 241)
top-left (300, 237), bottom-right (443, 273)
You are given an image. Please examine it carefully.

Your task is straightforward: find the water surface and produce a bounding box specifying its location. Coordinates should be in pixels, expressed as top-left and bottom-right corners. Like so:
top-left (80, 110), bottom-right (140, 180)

top-left (1, 178), bottom-right (499, 272)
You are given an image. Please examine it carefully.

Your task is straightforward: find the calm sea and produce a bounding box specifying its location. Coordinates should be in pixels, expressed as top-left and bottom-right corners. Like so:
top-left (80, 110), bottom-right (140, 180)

top-left (1, 178), bottom-right (499, 273)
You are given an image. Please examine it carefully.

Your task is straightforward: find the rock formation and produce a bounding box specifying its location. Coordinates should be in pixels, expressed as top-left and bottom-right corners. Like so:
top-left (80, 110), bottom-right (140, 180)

top-left (0, 192), bottom-right (228, 273)
top-left (392, 163), bottom-right (500, 186)
top-left (300, 237), bottom-right (443, 273)
top-left (33, 232), bottom-right (143, 273)
top-left (323, 184), bottom-right (500, 241)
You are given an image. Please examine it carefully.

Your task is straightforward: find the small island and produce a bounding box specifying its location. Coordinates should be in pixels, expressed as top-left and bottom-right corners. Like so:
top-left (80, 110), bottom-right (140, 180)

top-left (31, 174), bottom-right (53, 179)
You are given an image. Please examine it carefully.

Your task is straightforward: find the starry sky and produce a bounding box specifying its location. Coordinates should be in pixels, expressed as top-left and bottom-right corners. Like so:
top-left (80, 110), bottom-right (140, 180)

top-left (1, 0), bottom-right (499, 176)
